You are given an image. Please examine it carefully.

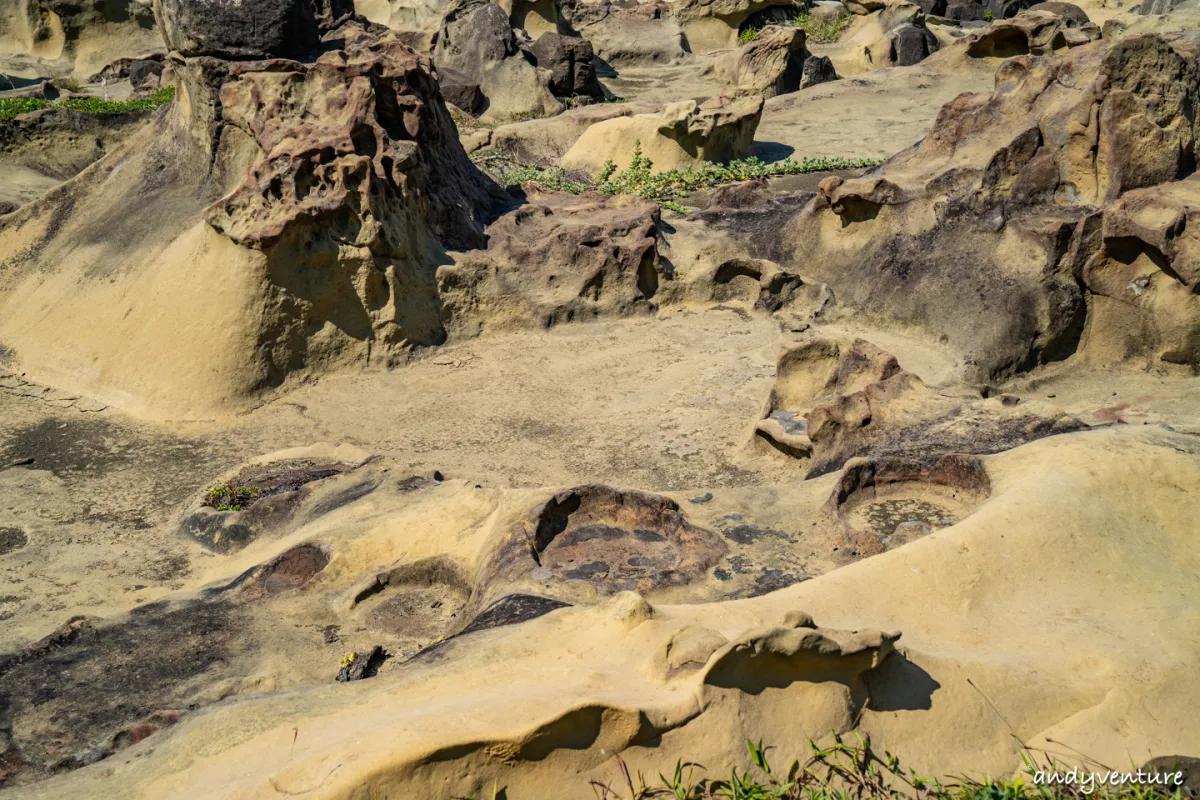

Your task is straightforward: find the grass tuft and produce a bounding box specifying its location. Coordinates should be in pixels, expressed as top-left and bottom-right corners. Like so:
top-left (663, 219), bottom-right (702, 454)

top-left (583, 736), bottom-right (1190, 800)
top-left (793, 10), bottom-right (854, 43)
top-left (203, 482), bottom-right (261, 512)
top-left (738, 9), bottom-right (852, 46)
top-left (739, 27), bottom-right (761, 44)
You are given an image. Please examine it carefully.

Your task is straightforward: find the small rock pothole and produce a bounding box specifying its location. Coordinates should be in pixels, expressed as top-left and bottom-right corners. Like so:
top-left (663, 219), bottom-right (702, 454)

top-left (0, 526), bottom-right (29, 556)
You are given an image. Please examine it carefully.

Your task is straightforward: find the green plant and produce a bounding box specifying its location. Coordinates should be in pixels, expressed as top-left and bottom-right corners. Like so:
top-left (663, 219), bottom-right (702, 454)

top-left (984, 9), bottom-right (995, 20)
top-left (591, 140), bottom-right (883, 210)
top-left (51, 75), bottom-right (83, 92)
top-left (585, 736), bottom-right (1189, 800)
top-left (471, 150), bottom-right (591, 193)
top-left (472, 141), bottom-right (882, 213)
top-left (203, 481), bottom-right (261, 512)
top-left (739, 26), bottom-right (761, 44)
top-left (793, 10), bottom-right (854, 43)
top-left (0, 85), bottom-right (175, 123)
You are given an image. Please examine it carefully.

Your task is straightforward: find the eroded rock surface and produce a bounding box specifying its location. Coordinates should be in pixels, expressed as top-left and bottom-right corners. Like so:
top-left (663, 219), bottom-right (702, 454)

top-left (432, 0), bottom-right (562, 119)
top-left (439, 189), bottom-right (662, 332)
top-left (0, 22), bottom-right (505, 413)
top-left (754, 338), bottom-right (1083, 475)
top-left (562, 94), bottom-right (764, 173)
top-left (777, 35), bottom-right (1200, 382)
top-left (156, 0), bottom-right (354, 58)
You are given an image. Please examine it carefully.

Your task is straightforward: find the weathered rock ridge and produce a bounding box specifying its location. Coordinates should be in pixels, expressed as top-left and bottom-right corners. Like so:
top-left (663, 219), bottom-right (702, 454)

top-left (763, 34), bottom-right (1200, 381)
top-left (0, 23), bottom-right (504, 414)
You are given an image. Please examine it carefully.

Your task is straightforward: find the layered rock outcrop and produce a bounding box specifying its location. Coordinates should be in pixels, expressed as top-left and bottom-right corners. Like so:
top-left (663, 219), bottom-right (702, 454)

top-left (439, 189), bottom-right (663, 333)
top-left (0, 15), bottom-right (504, 414)
top-left (754, 338), bottom-right (1084, 476)
top-left (779, 35), bottom-right (1200, 380)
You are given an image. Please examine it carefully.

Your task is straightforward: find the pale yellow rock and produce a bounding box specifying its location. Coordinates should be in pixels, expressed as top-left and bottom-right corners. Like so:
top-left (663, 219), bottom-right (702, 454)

top-left (561, 95), bottom-right (764, 174)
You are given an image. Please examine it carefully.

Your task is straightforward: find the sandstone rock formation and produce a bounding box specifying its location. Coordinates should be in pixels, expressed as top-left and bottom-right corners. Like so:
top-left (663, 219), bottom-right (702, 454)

top-left (820, 0), bottom-right (940, 74)
top-left (669, 0), bottom-right (805, 51)
top-left (557, 0), bottom-right (689, 62)
top-left (911, 0), bottom-right (1036, 21)
top-left (432, 0), bottom-right (562, 120)
top-left (155, 0), bottom-right (354, 58)
top-left (561, 94), bottom-right (764, 173)
top-left (0, 0), bottom-right (162, 78)
top-left (4, 428), bottom-right (1199, 796)
top-left (5, 0), bottom-right (1200, 793)
top-left (0, 21), bottom-right (504, 414)
top-left (352, 0), bottom-right (441, 38)
top-left (964, 7), bottom-right (1100, 57)
top-left (1070, 174), bottom-right (1200, 367)
top-left (780, 34), bottom-right (1200, 380)
top-left (503, 0), bottom-right (562, 37)
top-left (726, 24), bottom-right (830, 98)
top-left (528, 32), bottom-right (605, 100)
top-left (753, 338), bottom-right (1084, 475)
top-left (439, 189), bottom-right (663, 333)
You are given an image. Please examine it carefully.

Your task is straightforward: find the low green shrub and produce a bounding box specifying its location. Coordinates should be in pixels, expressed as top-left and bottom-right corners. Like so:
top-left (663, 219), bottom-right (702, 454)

top-left (0, 85), bottom-right (175, 123)
top-left (472, 141), bottom-right (882, 213)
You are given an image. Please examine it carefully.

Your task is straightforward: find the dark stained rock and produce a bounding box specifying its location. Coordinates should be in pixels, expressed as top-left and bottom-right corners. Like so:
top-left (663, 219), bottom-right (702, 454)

top-left (458, 594), bottom-right (572, 635)
top-left (1140, 756), bottom-right (1200, 796)
top-left (0, 527), bottom-right (28, 556)
top-left (1137, 0), bottom-right (1191, 13)
top-left (335, 645), bottom-right (388, 681)
top-left (438, 66), bottom-right (485, 113)
top-left (477, 485), bottom-right (728, 604)
top-left (1026, 0), bottom-right (1090, 22)
top-left (0, 604), bottom-right (242, 786)
top-left (432, 0), bottom-right (561, 118)
top-left (799, 54), bottom-right (838, 88)
top-left (180, 458), bottom-right (371, 553)
top-left (155, 0), bottom-right (355, 58)
top-left (926, 0), bottom-right (1038, 21)
top-left (529, 33), bottom-right (604, 99)
top-left (435, 0), bottom-right (517, 66)
top-left (248, 543), bottom-right (331, 596)
top-left (890, 23), bottom-right (937, 65)
top-left (128, 59), bottom-right (164, 88)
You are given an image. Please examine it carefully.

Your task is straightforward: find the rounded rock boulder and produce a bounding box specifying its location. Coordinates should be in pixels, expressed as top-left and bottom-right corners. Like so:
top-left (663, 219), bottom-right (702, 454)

top-left (154, 0), bottom-right (354, 58)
